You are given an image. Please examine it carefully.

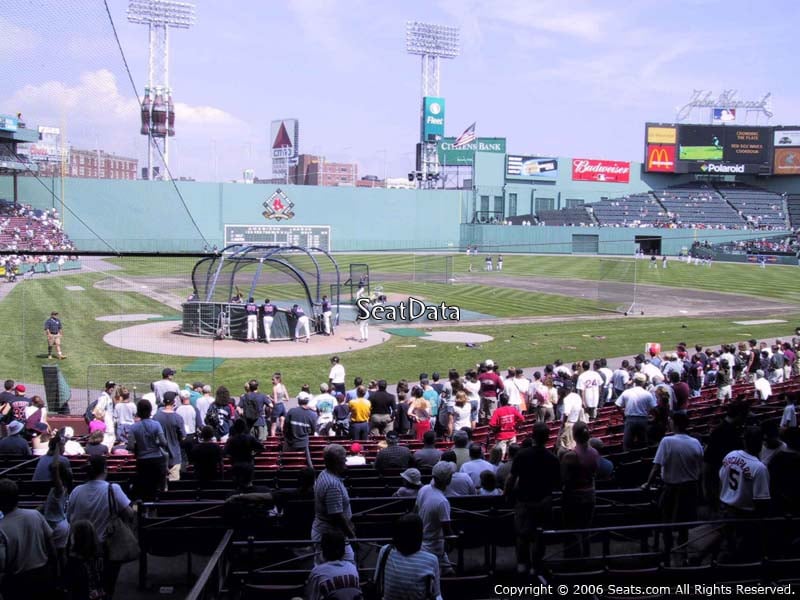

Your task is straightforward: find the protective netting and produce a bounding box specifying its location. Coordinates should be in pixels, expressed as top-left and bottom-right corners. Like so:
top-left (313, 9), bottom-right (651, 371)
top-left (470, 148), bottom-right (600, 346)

top-left (411, 254), bottom-right (453, 283)
top-left (596, 258), bottom-right (640, 314)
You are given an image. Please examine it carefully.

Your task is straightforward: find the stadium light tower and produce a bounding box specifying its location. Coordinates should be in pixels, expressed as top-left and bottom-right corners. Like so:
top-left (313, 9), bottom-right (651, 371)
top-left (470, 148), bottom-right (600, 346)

top-left (128, 0), bottom-right (196, 180)
top-left (406, 22), bottom-right (459, 187)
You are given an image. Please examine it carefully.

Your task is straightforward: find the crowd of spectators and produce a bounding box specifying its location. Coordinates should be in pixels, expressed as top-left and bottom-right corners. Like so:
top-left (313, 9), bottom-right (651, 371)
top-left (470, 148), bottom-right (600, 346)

top-left (1, 333), bottom-right (800, 596)
top-left (0, 199), bottom-right (76, 281)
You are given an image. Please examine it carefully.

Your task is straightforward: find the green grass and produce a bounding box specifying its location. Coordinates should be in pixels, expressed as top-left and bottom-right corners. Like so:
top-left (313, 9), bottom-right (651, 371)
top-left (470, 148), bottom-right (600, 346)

top-left (678, 146), bottom-right (723, 160)
top-left (381, 282), bottom-right (611, 317)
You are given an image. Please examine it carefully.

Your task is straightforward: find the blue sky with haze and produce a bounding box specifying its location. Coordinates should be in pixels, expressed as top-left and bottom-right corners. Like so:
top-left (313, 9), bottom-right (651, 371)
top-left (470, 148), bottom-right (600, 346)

top-left (1, 0), bottom-right (797, 181)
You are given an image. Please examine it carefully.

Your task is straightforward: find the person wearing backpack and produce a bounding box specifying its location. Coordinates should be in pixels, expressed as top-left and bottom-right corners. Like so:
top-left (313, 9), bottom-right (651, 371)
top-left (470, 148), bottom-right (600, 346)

top-left (240, 379), bottom-right (268, 441)
top-left (205, 386), bottom-right (236, 442)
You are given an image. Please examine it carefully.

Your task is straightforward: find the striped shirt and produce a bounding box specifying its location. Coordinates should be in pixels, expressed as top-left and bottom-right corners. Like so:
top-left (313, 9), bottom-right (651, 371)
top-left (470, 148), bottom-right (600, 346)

top-left (375, 546), bottom-right (440, 600)
top-left (312, 469), bottom-right (352, 537)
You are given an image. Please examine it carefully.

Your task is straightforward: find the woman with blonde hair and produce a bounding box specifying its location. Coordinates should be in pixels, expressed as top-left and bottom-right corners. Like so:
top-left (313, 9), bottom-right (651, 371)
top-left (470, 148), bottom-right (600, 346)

top-left (407, 386), bottom-right (431, 441)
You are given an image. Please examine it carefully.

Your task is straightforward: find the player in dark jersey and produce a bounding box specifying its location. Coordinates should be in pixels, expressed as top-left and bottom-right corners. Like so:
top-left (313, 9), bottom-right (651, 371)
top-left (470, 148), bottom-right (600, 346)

top-left (245, 297), bottom-right (258, 342)
top-left (262, 298), bottom-right (276, 343)
top-left (292, 304), bottom-right (311, 343)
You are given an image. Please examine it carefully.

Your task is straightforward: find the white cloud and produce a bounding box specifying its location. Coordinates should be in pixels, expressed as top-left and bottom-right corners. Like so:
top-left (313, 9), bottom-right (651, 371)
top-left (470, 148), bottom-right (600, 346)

top-left (1, 69), bottom-right (252, 179)
top-left (0, 16), bottom-right (39, 58)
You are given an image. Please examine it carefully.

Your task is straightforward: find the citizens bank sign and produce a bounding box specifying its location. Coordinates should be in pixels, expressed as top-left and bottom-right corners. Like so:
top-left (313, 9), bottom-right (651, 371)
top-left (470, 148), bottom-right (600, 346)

top-left (437, 137), bottom-right (507, 166)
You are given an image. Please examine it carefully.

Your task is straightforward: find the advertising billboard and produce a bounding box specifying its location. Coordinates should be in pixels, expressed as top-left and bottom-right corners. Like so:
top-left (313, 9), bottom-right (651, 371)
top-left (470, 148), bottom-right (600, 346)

top-left (678, 125), bottom-right (725, 161)
top-left (646, 125), bottom-right (677, 145)
top-left (645, 145), bottom-right (676, 173)
top-left (0, 115), bottom-right (19, 132)
top-left (506, 156), bottom-right (558, 180)
top-left (270, 119), bottom-right (299, 160)
top-left (723, 128), bottom-right (769, 163)
top-left (437, 137), bottom-right (506, 166)
top-left (774, 148), bottom-right (800, 176)
top-left (571, 158), bottom-right (631, 183)
top-left (421, 96), bottom-right (445, 141)
top-left (775, 130), bottom-right (800, 147)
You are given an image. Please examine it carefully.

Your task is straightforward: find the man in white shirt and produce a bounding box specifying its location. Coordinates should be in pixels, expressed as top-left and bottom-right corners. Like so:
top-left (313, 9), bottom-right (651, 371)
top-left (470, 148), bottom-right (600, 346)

top-left (611, 361), bottom-right (631, 399)
top-left (640, 360), bottom-right (662, 383)
top-left (558, 383), bottom-right (584, 451)
top-left (141, 382), bottom-right (158, 417)
top-left (329, 356), bottom-right (346, 395)
top-left (754, 369), bottom-right (772, 403)
top-left (718, 427), bottom-right (771, 560)
top-left (615, 373), bottom-right (656, 450)
top-left (153, 368), bottom-right (180, 406)
top-left (576, 361), bottom-right (604, 420)
top-left (196, 385), bottom-right (214, 423)
top-left (642, 412), bottom-right (703, 552)
top-left (504, 368), bottom-right (529, 412)
top-left (176, 390), bottom-right (200, 440)
top-left (597, 359), bottom-right (614, 406)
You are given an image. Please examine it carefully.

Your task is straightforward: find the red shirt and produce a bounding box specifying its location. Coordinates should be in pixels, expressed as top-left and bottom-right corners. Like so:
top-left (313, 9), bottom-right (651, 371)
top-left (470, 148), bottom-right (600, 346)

top-left (478, 371), bottom-right (505, 399)
top-left (489, 405), bottom-right (524, 440)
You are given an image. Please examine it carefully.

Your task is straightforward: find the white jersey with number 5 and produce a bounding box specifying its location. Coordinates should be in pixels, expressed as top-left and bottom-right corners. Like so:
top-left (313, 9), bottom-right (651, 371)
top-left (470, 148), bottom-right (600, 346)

top-left (718, 449), bottom-right (770, 511)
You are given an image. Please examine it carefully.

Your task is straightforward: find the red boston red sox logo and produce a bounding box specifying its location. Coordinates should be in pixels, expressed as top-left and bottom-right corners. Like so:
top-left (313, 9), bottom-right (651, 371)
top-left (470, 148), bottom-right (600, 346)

top-left (262, 188), bottom-right (295, 221)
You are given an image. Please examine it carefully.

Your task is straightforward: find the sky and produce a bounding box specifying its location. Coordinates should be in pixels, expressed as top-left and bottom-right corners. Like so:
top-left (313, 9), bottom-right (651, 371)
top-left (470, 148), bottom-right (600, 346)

top-left (1, 0), bottom-right (799, 182)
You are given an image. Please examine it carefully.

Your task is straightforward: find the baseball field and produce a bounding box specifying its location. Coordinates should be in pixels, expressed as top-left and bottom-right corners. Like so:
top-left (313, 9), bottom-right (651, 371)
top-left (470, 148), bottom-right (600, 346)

top-left (0, 253), bottom-right (798, 409)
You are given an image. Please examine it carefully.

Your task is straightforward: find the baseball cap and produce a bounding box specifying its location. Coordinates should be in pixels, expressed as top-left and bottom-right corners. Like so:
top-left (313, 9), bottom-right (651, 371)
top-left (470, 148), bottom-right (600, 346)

top-left (51, 311), bottom-right (58, 316)
top-left (350, 442), bottom-right (362, 453)
top-left (62, 426), bottom-right (75, 439)
top-left (633, 372), bottom-right (647, 384)
top-left (105, 381), bottom-right (116, 390)
top-left (432, 461), bottom-right (455, 483)
top-left (163, 391), bottom-right (178, 405)
top-left (386, 430), bottom-right (399, 443)
top-left (14, 384), bottom-right (25, 393)
top-left (756, 369), bottom-right (765, 377)
top-left (6, 421), bottom-right (23, 436)
top-left (484, 359), bottom-right (494, 368)
top-left (162, 368), bottom-right (176, 378)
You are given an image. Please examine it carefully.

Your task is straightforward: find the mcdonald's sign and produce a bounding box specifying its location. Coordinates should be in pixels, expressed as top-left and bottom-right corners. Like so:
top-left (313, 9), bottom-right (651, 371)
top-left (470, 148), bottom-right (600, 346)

top-left (646, 144), bottom-right (676, 173)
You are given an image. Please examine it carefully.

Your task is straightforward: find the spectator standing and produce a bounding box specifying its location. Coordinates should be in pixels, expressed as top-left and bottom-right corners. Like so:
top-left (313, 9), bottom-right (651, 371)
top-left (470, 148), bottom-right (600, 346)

top-left (415, 461), bottom-right (455, 573)
top-left (407, 387), bottom-right (431, 441)
top-left (206, 386), bottom-right (236, 442)
top-left (560, 422), bottom-right (599, 557)
top-left (369, 380), bottom-right (396, 436)
top-left (284, 395), bottom-right (318, 468)
top-left (489, 393), bottom-right (524, 458)
top-left (615, 372), bottom-right (656, 450)
top-left (754, 370), bottom-right (773, 403)
top-left (112, 388), bottom-right (137, 444)
top-left (152, 368), bottom-right (180, 407)
top-left (557, 382), bottom-right (584, 451)
top-left (189, 426), bottom-right (224, 485)
top-left (477, 361), bottom-right (504, 423)
top-left (224, 419), bottom-right (264, 491)
top-left (374, 513), bottom-right (441, 600)
top-left (127, 399), bottom-right (168, 500)
top-left (505, 424), bottom-right (560, 575)
top-left (67, 456), bottom-right (134, 597)
top-left (348, 385), bottom-right (371, 441)
top-left (311, 445), bottom-right (356, 564)
top-left (239, 379), bottom-right (269, 440)
top-left (576, 361), bottom-right (604, 420)
top-left (0, 479), bottom-right (55, 599)
top-left (176, 390), bottom-right (202, 443)
top-left (315, 384), bottom-right (336, 436)
top-left (642, 412), bottom-right (703, 554)
top-left (154, 391), bottom-right (186, 482)
top-left (769, 428), bottom-right (800, 515)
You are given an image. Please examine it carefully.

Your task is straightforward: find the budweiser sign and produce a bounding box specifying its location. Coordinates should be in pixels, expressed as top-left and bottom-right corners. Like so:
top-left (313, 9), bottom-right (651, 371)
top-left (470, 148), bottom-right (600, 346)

top-left (571, 158), bottom-right (631, 183)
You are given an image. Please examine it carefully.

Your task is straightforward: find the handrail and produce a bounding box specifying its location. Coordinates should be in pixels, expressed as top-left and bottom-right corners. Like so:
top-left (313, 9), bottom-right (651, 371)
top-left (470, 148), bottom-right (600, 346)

top-left (184, 529), bottom-right (234, 600)
top-left (0, 456), bottom-right (40, 476)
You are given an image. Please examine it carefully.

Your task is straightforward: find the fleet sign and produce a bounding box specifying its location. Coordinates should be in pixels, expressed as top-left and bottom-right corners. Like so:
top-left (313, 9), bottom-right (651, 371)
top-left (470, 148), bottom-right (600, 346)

top-left (571, 158), bottom-right (631, 183)
top-left (421, 97), bottom-right (445, 141)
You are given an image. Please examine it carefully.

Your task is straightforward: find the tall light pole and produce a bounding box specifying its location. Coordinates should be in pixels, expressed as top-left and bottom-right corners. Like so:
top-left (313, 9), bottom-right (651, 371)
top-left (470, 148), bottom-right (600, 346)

top-left (405, 21), bottom-right (459, 187)
top-left (128, 0), bottom-right (196, 180)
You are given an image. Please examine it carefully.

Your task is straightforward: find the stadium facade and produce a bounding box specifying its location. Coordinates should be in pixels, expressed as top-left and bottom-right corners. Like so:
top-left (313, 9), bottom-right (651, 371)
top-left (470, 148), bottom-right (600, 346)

top-left (1, 145), bottom-right (797, 256)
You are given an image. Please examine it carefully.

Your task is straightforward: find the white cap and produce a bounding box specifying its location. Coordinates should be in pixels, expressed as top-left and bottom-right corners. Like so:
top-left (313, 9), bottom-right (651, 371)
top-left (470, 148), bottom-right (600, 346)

top-left (484, 359), bottom-right (494, 368)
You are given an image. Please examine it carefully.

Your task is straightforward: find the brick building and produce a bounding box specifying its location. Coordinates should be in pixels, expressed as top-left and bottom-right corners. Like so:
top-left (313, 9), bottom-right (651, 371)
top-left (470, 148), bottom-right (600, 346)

top-left (287, 154), bottom-right (358, 187)
top-left (34, 148), bottom-right (138, 180)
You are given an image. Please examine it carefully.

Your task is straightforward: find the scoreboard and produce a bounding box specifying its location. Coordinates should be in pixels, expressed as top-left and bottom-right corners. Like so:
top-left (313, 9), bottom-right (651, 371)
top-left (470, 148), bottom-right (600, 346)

top-left (224, 224), bottom-right (331, 251)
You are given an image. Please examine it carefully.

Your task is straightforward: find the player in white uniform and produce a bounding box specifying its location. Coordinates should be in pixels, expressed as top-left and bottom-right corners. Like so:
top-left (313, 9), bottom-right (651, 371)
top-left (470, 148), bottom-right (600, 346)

top-left (576, 361), bottom-right (604, 420)
top-left (245, 297), bottom-right (258, 341)
top-left (262, 298), bottom-right (276, 343)
top-left (321, 295), bottom-right (333, 336)
top-left (357, 300), bottom-right (370, 342)
top-left (292, 304), bottom-right (311, 343)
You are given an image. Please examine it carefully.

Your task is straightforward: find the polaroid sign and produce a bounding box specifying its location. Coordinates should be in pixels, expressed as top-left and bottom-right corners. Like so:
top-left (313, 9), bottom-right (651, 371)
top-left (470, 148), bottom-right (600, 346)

top-left (699, 163), bottom-right (745, 173)
top-left (421, 97), bottom-right (445, 141)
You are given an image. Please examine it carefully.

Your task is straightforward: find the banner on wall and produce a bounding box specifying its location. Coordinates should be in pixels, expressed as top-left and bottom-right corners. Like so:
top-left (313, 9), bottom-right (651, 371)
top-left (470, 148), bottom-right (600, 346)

top-left (571, 158), bottom-right (631, 183)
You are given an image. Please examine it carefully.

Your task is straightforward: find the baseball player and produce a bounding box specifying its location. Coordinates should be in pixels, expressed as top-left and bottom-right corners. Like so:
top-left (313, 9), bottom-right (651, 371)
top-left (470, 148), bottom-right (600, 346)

top-left (292, 304), bottom-right (311, 343)
top-left (245, 297), bottom-right (258, 342)
top-left (262, 298), bottom-right (276, 343)
top-left (44, 311), bottom-right (65, 359)
top-left (321, 295), bottom-right (333, 336)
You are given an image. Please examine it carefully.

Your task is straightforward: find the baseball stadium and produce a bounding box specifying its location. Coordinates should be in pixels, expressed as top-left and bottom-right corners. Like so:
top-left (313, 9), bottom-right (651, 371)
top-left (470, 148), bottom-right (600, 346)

top-left (2, 2), bottom-right (800, 600)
